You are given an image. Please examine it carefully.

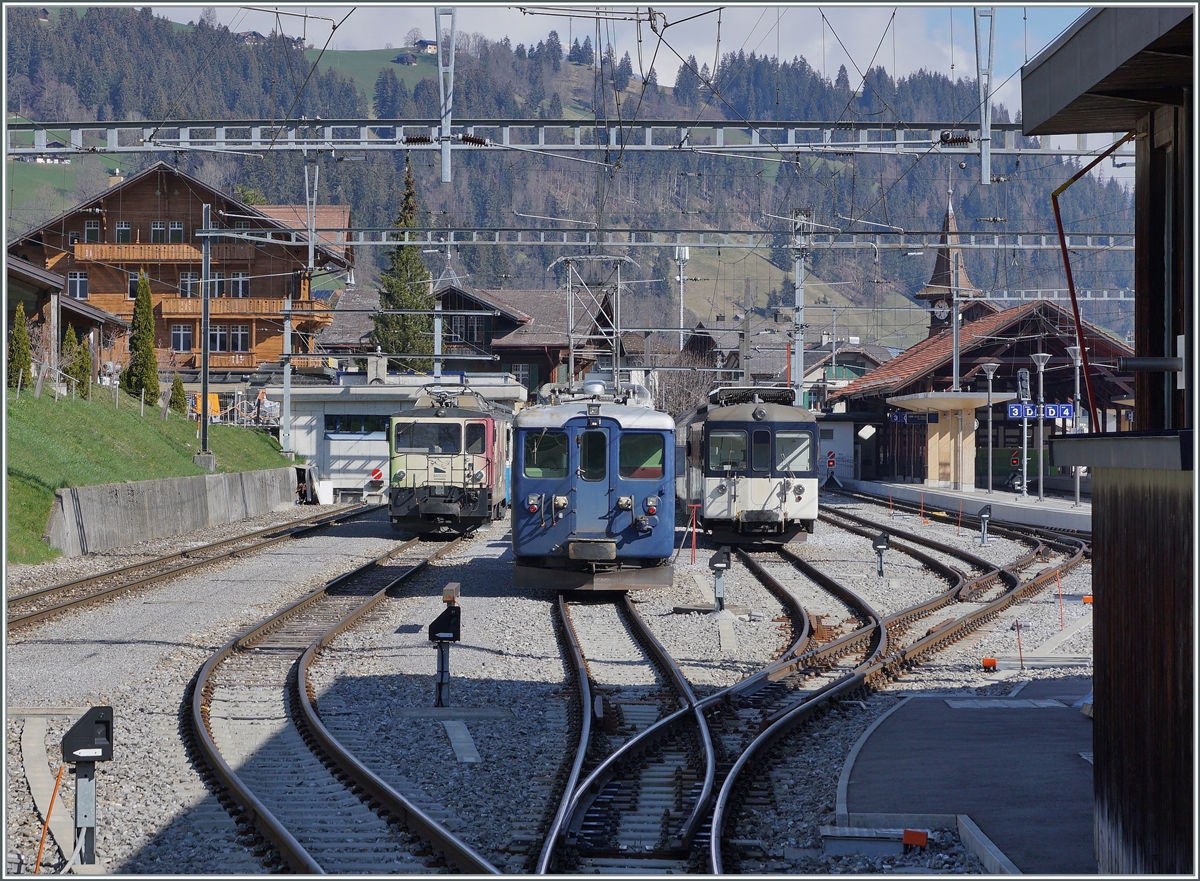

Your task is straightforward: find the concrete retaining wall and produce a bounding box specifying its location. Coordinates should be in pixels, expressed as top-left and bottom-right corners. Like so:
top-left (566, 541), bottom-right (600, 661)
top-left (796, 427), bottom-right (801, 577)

top-left (45, 467), bottom-right (297, 557)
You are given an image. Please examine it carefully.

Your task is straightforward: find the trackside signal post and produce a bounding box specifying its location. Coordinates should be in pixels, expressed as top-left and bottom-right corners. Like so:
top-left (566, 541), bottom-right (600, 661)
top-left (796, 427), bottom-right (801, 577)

top-left (708, 547), bottom-right (731, 612)
top-left (978, 505), bottom-right (992, 546)
top-left (61, 706), bottom-right (114, 867)
top-left (429, 583), bottom-right (461, 707)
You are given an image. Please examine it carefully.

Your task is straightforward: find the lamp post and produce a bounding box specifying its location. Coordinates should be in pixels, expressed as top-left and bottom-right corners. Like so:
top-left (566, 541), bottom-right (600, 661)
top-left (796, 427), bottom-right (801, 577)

top-left (1031, 353), bottom-right (1051, 502)
top-left (1066, 345), bottom-right (1082, 507)
top-left (981, 362), bottom-right (1000, 494)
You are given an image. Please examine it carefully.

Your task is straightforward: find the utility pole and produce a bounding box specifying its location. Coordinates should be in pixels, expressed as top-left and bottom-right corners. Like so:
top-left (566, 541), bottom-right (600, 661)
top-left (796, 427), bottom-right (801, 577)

top-left (675, 245), bottom-right (689, 352)
top-left (974, 7), bottom-right (996, 186)
top-left (791, 209), bottom-right (811, 404)
top-left (201, 204), bottom-right (211, 455)
top-left (435, 7), bottom-right (456, 183)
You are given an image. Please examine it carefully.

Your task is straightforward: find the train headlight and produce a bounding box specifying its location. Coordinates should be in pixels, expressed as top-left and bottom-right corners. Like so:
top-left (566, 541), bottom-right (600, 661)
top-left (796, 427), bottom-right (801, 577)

top-left (643, 496), bottom-right (660, 515)
top-left (617, 495), bottom-right (634, 511)
top-left (715, 483), bottom-right (727, 495)
top-left (471, 469), bottom-right (485, 482)
top-left (392, 470), bottom-right (406, 484)
top-left (795, 485), bottom-right (804, 501)
top-left (526, 493), bottom-right (540, 513)
top-left (553, 495), bottom-right (569, 510)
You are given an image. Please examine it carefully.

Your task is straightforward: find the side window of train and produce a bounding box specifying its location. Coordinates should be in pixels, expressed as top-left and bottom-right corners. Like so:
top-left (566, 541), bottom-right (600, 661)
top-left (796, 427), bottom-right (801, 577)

top-left (524, 430), bottom-right (568, 478)
top-left (579, 430), bottom-right (606, 481)
top-left (466, 422), bottom-right (486, 455)
top-left (752, 429), bottom-right (771, 472)
top-left (620, 434), bottom-right (664, 479)
top-left (775, 430), bottom-right (814, 472)
top-left (708, 430), bottom-right (747, 471)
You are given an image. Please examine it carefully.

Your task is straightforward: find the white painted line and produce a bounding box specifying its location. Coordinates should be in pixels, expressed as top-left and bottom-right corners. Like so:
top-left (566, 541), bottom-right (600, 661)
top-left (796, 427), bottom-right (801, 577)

top-left (441, 720), bottom-right (482, 763)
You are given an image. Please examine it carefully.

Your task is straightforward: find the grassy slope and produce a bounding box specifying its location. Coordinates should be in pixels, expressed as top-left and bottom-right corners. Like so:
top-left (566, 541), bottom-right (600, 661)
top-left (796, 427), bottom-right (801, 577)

top-left (6, 386), bottom-right (294, 564)
top-left (303, 48), bottom-right (440, 106)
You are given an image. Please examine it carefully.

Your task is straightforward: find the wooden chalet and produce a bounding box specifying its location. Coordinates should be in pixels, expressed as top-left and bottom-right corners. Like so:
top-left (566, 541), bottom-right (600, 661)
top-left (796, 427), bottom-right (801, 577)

top-left (7, 161), bottom-right (352, 378)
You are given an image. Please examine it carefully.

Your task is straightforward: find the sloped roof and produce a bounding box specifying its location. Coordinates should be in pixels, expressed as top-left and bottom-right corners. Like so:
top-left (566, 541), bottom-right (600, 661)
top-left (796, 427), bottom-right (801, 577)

top-left (9, 160), bottom-right (349, 268)
top-left (256, 205), bottom-right (353, 265)
top-left (482, 288), bottom-right (593, 349)
top-left (830, 300), bottom-right (1131, 402)
top-left (914, 197), bottom-right (979, 303)
top-left (317, 285), bottom-right (378, 351)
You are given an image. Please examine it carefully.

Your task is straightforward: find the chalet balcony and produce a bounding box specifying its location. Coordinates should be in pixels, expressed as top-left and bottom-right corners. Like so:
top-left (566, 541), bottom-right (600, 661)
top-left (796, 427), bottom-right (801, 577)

top-left (158, 297), bottom-right (334, 326)
top-left (156, 352), bottom-right (331, 370)
top-left (74, 242), bottom-right (255, 263)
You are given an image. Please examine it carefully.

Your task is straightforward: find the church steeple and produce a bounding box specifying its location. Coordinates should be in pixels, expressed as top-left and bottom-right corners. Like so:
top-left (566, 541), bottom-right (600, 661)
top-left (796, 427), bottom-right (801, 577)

top-left (913, 190), bottom-right (977, 337)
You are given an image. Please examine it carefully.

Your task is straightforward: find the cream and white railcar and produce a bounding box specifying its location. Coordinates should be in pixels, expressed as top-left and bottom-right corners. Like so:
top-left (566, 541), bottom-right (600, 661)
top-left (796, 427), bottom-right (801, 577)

top-left (679, 387), bottom-right (819, 544)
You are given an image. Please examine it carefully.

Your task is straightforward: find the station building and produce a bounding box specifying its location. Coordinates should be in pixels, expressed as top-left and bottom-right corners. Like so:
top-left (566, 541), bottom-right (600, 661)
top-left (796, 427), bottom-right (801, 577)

top-left (1020, 7), bottom-right (1193, 872)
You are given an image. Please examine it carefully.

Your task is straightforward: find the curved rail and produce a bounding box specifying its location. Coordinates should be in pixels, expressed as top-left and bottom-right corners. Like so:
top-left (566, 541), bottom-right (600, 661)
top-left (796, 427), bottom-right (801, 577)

top-left (191, 535), bottom-right (501, 874)
top-left (708, 516), bottom-right (1088, 872)
top-left (8, 504), bottom-right (380, 630)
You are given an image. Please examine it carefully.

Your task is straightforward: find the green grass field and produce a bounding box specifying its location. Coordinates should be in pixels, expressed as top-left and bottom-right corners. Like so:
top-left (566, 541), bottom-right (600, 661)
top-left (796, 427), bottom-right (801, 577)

top-left (6, 385), bottom-right (293, 564)
top-left (304, 48), bottom-right (440, 107)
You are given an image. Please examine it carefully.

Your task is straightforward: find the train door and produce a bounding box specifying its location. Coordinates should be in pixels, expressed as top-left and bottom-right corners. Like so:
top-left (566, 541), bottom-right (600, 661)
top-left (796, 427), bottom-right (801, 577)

top-left (705, 427), bottom-right (745, 521)
top-left (742, 427), bottom-right (779, 512)
top-left (572, 426), bottom-right (611, 537)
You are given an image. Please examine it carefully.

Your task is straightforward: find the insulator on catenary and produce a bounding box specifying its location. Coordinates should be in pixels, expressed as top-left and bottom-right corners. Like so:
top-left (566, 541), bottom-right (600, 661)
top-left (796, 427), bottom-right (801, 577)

top-left (459, 134), bottom-right (489, 146)
top-left (403, 136), bottom-right (433, 144)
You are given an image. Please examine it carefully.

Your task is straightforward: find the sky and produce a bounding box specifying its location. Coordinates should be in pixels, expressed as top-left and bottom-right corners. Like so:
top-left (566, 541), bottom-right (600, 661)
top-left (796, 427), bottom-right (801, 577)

top-left (153, 3), bottom-right (1088, 116)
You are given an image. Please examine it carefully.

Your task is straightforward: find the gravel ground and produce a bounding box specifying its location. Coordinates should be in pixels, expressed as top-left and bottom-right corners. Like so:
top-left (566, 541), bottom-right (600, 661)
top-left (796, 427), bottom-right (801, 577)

top-left (5, 506), bottom-right (403, 873)
top-left (5, 491), bottom-right (1092, 875)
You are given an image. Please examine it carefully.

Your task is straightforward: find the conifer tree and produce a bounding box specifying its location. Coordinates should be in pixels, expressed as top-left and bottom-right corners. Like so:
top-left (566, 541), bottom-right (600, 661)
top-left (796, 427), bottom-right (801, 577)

top-left (169, 372), bottom-right (187, 415)
top-left (123, 269), bottom-right (159, 401)
top-left (371, 159), bottom-right (432, 372)
top-left (8, 302), bottom-right (33, 389)
top-left (75, 330), bottom-right (93, 390)
top-left (60, 324), bottom-right (80, 386)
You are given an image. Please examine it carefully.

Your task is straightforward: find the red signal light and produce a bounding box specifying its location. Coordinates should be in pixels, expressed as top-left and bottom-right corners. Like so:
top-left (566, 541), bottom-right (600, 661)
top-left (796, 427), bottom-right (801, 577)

top-left (528, 504), bottom-right (539, 513)
top-left (647, 505), bottom-right (657, 515)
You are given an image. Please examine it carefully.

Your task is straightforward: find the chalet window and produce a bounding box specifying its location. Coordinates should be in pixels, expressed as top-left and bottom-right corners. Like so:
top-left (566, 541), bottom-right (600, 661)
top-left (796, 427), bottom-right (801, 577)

top-left (211, 272), bottom-right (225, 297)
top-left (179, 271), bottom-right (200, 297)
top-left (510, 363), bottom-right (530, 388)
top-left (230, 325), bottom-right (250, 352)
top-left (171, 324), bottom-right (193, 352)
top-left (230, 272), bottom-right (249, 298)
top-left (151, 221), bottom-right (166, 243)
top-left (128, 272), bottom-right (139, 298)
top-left (84, 220), bottom-right (99, 243)
top-left (451, 314), bottom-right (484, 343)
top-left (69, 232), bottom-right (80, 245)
top-left (115, 221), bottom-right (131, 243)
top-left (209, 325), bottom-right (229, 352)
top-left (169, 221), bottom-right (184, 243)
top-left (67, 271), bottom-right (88, 299)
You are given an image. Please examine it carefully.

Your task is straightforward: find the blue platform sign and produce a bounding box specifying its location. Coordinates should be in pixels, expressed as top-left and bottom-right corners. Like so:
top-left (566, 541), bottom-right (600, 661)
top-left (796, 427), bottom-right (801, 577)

top-left (888, 412), bottom-right (939, 424)
top-left (1007, 403), bottom-right (1073, 419)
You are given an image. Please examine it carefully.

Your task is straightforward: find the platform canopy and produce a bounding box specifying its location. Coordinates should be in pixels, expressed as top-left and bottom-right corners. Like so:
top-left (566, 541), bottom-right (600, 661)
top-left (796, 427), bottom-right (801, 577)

top-left (887, 391), bottom-right (1015, 412)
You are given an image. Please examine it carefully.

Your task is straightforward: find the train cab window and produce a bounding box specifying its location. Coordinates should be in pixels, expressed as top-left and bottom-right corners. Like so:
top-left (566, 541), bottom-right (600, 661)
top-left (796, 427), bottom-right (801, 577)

top-left (524, 431), bottom-right (568, 478)
top-left (775, 430), bottom-right (814, 473)
top-left (619, 434), bottom-right (664, 479)
top-left (394, 421), bottom-right (462, 453)
top-left (465, 422), bottom-right (486, 455)
top-left (752, 430), bottom-right (771, 472)
top-left (708, 430), bottom-right (747, 471)
top-left (579, 431), bottom-right (606, 481)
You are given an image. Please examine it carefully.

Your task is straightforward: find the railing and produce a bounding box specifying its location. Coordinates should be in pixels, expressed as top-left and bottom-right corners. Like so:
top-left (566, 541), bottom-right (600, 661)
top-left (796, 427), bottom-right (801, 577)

top-left (74, 242), bottom-right (256, 263)
top-left (159, 297), bottom-right (334, 323)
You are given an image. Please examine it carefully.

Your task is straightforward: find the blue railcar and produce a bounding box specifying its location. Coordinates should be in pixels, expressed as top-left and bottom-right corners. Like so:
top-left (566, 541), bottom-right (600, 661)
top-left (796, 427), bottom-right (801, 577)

top-left (511, 382), bottom-right (675, 591)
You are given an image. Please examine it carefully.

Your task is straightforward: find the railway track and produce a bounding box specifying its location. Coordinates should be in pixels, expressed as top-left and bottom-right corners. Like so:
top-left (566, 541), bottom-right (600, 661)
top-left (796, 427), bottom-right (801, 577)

top-left (7, 505), bottom-right (379, 631)
top-left (709, 504), bottom-right (1088, 872)
top-left (190, 533), bottom-right (499, 874)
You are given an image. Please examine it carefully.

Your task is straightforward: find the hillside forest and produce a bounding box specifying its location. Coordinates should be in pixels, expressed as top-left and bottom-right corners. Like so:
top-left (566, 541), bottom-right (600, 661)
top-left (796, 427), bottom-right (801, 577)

top-left (6, 7), bottom-right (1135, 349)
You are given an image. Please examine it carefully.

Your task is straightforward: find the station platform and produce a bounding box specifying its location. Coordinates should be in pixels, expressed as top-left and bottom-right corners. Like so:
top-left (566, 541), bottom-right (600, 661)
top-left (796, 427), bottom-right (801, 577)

top-left (838, 675), bottom-right (1096, 874)
top-left (831, 477), bottom-right (1091, 533)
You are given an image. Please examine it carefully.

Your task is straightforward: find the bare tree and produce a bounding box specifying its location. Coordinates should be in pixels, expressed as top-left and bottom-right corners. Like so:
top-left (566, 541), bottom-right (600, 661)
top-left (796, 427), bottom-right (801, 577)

top-left (657, 349), bottom-right (718, 417)
top-left (405, 27), bottom-right (423, 47)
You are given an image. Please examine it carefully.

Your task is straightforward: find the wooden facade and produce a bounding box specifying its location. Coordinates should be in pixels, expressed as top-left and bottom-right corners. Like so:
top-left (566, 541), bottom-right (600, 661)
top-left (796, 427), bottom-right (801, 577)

top-left (7, 161), bottom-right (350, 376)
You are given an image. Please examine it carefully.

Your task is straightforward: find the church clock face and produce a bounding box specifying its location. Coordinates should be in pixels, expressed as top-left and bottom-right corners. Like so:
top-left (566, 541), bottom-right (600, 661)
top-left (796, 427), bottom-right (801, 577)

top-left (933, 299), bottom-right (951, 320)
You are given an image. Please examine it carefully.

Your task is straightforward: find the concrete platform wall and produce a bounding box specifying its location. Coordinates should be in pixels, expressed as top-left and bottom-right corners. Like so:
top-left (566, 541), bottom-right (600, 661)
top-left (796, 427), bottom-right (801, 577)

top-left (45, 467), bottom-right (297, 557)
